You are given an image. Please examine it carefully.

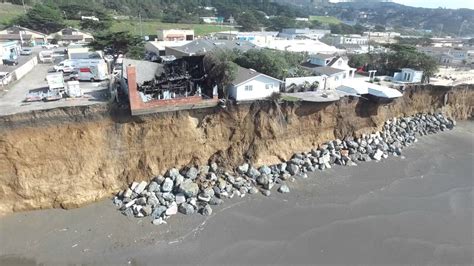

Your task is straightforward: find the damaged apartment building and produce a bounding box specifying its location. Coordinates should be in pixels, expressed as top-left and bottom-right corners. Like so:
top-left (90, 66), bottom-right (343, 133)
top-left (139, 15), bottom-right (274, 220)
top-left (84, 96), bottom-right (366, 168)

top-left (120, 57), bottom-right (218, 115)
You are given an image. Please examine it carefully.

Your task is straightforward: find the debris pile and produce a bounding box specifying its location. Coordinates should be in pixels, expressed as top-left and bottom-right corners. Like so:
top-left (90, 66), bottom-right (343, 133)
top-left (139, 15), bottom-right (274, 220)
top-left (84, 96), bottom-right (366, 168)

top-left (113, 113), bottom-right (456, 225)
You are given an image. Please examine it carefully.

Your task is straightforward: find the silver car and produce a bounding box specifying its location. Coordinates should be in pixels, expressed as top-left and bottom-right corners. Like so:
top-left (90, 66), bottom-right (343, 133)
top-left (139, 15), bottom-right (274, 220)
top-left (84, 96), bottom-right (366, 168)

top-left (20, 48), bottom-right (33, 55)
top-left (0, 72), bottom-right (13, 86)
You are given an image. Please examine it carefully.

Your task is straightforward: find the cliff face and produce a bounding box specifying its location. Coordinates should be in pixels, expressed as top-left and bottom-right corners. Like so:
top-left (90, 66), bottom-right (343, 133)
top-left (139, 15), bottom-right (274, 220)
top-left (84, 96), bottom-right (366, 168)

top-left (0, 85), bottom-right (472, 215)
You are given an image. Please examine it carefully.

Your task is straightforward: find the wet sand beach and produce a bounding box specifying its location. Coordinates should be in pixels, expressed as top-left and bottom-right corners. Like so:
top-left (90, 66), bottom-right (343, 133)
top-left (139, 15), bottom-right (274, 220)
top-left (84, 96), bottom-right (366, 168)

top-left (1, 122), bottom-right (473, 265)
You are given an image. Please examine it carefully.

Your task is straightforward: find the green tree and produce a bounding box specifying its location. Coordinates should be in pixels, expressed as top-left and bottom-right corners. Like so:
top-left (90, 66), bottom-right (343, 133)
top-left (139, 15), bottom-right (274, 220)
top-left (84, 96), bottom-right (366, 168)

top-left (268, 16), bottom-right (296, 31)
top-left (88, 31), bottom-right (144, 59)
top-left (203, 50), bottom-right (238, 99)
top-left (236, 12), bottom-right (262, 31)
top-left (13, 4), bottom-right (65, 34)
top-left (79, 19), bottom-right (111, 32)
top-left (235, 49), bottom-right (289, 80)
top-left (348, 53), bottom-right (371, 68)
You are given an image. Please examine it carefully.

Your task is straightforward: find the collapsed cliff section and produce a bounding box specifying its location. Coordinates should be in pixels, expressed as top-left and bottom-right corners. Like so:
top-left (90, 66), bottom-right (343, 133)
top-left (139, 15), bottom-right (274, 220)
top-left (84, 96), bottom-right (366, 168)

top-left (0, 85), bottom-right (472, 215)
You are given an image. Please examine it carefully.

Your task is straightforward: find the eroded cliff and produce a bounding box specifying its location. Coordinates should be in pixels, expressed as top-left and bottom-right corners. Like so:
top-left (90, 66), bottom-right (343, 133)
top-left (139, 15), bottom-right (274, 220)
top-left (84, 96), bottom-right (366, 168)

top-left (0, 85), bottom-right (472, 215)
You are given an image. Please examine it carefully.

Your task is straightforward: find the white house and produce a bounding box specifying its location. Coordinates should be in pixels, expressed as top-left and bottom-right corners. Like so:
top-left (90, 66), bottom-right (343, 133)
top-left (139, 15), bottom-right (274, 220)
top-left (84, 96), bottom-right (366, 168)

top-left (303, 54), bottom-right (357, 89)
top-left (48, 28), bottom-right (94, 44)
top-left (0, 26), bottom-right (48, 46)
top-left (228, 66), bottom-right (283, 101)
top-left (393, 68), bottom-right (423, 83)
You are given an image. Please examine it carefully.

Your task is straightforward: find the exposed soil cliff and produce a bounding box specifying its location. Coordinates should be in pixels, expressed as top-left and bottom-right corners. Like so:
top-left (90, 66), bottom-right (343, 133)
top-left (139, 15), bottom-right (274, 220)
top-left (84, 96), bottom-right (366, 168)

top-left (0, 85), bottom-right (472, 215)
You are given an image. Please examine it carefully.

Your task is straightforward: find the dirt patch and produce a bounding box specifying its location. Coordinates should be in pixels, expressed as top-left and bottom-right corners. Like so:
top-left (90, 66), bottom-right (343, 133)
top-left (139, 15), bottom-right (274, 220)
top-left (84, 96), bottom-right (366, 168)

top-left (0, 85), bottom-right (472, 215)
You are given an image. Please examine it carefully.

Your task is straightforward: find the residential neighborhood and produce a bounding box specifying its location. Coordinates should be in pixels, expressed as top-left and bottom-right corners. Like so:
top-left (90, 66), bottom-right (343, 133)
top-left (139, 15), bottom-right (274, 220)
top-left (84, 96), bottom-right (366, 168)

top-left (1, 15), bottom-right (473, 116)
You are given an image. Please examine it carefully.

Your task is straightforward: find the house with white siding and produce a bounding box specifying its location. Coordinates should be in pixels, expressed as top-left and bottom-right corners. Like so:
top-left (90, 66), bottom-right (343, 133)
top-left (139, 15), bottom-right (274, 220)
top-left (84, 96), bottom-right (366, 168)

top-left (0, 26), bottom-right (48, 46)
top-left (228, 66), bottom-right (283, 101)
top-left (393, 68), bottom-right (423, 83)
top-left (302, 54), bottom-right (356, 89)
top-left (47, 28), bottom-right (94, 44)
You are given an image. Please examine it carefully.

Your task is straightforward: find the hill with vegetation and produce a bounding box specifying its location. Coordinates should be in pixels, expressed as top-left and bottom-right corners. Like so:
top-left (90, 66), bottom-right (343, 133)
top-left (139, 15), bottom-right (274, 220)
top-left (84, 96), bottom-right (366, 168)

top-left (321, 2), bottom-right (474, 36)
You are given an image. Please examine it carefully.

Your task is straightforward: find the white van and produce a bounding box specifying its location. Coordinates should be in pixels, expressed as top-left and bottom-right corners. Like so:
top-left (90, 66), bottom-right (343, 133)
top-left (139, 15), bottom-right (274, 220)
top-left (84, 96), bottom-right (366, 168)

top-left (38, 51), bottom-right (54, 63)
top-left (54, 60), bottom-right (75, 73)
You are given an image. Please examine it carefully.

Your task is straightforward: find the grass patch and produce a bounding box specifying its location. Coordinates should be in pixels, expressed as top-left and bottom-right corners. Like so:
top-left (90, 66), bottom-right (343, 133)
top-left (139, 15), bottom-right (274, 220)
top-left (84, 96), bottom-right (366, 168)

top-left (280, 95), bottom-right (300, 102)
top-left (110, 20), bottom-right (232, 36)
top-left (309, 16), bottom-right (341, 25)
top-left (0, 3), bottom-right (27, 27)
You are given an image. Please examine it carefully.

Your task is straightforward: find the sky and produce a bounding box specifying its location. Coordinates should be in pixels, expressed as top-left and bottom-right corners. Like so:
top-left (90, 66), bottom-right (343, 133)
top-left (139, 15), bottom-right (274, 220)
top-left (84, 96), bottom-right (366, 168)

top-left (393, 0), bottom-right (474, 9)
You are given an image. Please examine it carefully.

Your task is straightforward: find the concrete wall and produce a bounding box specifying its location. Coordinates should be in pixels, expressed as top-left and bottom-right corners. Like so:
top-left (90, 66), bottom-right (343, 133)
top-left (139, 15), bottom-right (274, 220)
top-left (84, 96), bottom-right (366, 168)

top-left (229, 75), bottom-right (281, 101)
top-left (13, 56), bottom-right (37, 81)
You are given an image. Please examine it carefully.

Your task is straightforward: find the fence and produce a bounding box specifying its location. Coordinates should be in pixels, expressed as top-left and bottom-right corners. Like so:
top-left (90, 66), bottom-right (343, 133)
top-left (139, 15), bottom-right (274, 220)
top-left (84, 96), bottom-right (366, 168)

top-left (285, 76), bottom-right (325, 89)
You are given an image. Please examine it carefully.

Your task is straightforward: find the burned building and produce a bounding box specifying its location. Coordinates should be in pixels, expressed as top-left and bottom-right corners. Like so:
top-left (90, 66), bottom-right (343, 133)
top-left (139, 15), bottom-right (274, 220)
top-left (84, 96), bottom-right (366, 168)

top-left (139, 56), bottom-right (215, 102)
top-left (122, 57), bottom-right (218, 115)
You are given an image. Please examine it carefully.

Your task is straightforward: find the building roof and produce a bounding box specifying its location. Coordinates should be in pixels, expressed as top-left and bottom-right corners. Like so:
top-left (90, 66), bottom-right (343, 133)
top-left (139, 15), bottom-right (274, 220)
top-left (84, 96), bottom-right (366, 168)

top-left (60, 35), bottom-right (85, 40)
top-left (170, 39), bottom-right (258, 55)
top-left (327, 56), bottom-right (341, 67)
top-left (301, 62), bottom-right (346, 76)
top-left (313, 53), bottom-right (336, 60)
top-left (1, 26), bottom-right (47, 37)
top-left (0, 34), bottom-right (33, 40)
top-left (48, 28), bottom-right (93, 38)
top-left (145, 40), bottom-right (191, 52)
top-left (232, 66), bottom-right (261, 86)
top-left (231, 66), bottom-right (282, 86)
top-left (70, 52), bottom-right (102, 59)
top-left (260, 40), bottom-right (340, 54)
top-left (123, 59), bottom-right (164, 85)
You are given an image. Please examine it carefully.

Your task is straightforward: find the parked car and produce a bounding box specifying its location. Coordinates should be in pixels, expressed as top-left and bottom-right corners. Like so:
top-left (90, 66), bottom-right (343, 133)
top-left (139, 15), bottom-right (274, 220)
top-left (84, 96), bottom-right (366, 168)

top-left (20, 48), bottom-right (33, 55)
top-left (53, 60), bottom-right (74, 73)
top-left (2, 58), bottom-right (18, 66)
top-left (0, 72), bottom-right (13, 86)
top-left (42, 43), bottom-right (59, 49)
top-left (64, 70), bottom-right (79, 81)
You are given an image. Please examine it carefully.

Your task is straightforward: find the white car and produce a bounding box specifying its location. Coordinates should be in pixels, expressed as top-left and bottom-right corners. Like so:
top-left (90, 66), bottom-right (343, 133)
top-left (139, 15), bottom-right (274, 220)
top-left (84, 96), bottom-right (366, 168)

top-left (20, 48), bottom-right (33, 55)
top-left (42, 44), bottom-right (59, 49)
top-left (0, 72), bottom-right (13, 86)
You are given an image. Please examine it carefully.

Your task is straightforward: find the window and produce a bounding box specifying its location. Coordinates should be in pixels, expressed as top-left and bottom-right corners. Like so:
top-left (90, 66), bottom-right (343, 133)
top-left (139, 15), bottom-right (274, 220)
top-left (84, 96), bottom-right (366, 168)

top-left (343, 73), bottom-right (347, 79)
top-left (265, 84), bottom-right (273, 90)
top-left (244, 85), bottom-right (253, 91)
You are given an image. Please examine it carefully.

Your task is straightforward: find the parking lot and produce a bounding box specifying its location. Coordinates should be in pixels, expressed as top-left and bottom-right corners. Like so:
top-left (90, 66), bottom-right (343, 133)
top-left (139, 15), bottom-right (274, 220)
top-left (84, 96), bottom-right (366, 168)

top-left (0, 62), bottom-right (109, 116)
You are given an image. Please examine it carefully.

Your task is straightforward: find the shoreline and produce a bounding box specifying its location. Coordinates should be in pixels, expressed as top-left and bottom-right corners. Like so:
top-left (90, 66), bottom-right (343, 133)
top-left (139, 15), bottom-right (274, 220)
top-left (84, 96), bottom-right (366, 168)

top-left (1, 122), bottom-right (472, 265)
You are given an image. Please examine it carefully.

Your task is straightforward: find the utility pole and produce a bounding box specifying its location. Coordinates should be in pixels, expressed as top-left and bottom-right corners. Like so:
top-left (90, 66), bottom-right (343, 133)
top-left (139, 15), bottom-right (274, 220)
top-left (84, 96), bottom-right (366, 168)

top-left (367, 28), bottom-right (371, 54)
top-left (458, 20), bottom-right (466, 38)
top-left (18, 25), bottom-right (24, 48)
top-left (139, 12), bottom-right (143, 38)
top-left (438, 24), bottom-right (444, 38)
top-left (21, 0), bottom-right (26, 13)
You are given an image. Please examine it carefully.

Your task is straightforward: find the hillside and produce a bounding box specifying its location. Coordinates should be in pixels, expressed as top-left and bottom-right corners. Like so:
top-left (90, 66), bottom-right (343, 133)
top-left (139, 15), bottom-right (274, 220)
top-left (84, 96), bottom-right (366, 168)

top-left (0, 2), bottom-right (28, 27)
top-left (321, 2), bottom-right (474, 36)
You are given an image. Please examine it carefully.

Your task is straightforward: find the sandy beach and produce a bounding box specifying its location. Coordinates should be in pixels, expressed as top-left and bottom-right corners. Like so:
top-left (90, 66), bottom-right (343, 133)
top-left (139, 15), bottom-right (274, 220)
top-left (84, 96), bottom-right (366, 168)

top-left (0, 122), bottom-right (472, 265)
